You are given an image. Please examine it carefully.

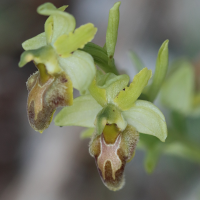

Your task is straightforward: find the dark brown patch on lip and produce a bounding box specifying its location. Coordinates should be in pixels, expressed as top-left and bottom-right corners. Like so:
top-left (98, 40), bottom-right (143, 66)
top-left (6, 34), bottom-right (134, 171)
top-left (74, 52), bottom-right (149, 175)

top-left (27, 71), bottom-right (73, 132)
top-left (101, 149), bottom-right (126, 191)
top-left (28, 101), bottom-right (55, 131)
top-left (89, 124), bottom-right (139, 191)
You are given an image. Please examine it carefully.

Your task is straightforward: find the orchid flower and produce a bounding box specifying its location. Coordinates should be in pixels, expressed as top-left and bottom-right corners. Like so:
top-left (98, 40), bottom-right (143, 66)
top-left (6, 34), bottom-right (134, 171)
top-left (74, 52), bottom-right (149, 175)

top-left (18, 3), bottom-right (97, 132)
top-left (54, 68), bottom-right (167, 191)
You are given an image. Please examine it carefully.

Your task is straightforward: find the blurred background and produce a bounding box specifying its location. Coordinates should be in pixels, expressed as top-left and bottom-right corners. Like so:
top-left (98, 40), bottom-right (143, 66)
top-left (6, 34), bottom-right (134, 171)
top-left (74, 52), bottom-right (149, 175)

top-left (0, 0), bottom-right (200, 199)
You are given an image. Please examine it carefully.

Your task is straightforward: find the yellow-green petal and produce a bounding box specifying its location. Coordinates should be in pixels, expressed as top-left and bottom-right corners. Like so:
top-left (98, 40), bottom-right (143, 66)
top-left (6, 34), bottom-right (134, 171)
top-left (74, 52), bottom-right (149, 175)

top-left (54, 95), bottom-right (102, 127)
top-left (37, 2), bottom-right (76, 44)
top-left (22, 32), bottom-right (47, 50)
top-left (89, 72), bottom-right (130, 105)
top-left (114, 67), bottom-right (152, 111)
top-left (122, 100), bottom-right (167, 142)
top-left (89, 78), bottom-right (107, 107)
top-left (103, 74), bottom-right (129, 103)
top-left (54, 23), bottom-right (97, 58)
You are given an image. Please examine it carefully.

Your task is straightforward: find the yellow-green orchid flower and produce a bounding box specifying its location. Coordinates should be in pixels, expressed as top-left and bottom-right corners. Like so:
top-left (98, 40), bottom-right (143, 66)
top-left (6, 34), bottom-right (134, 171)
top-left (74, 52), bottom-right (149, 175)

top-left (54, 68), bottom-right (168, 191)
top-left (18, 3), bottom-right (97, 133)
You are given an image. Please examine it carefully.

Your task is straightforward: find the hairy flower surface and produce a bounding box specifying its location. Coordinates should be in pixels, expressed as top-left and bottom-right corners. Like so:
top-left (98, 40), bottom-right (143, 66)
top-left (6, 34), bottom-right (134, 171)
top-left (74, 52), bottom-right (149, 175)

top-left (55, 68), bottom-right (168, 190)
top-left (18, 3), bottom-right (97, 132)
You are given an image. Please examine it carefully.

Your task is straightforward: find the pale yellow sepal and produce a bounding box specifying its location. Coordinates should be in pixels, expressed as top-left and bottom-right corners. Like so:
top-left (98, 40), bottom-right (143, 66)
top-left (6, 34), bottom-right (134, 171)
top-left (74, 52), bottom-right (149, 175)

top-left (58, 50), bottom-right (96, 94)
top-left (122, 100), bottom-right (167, 142)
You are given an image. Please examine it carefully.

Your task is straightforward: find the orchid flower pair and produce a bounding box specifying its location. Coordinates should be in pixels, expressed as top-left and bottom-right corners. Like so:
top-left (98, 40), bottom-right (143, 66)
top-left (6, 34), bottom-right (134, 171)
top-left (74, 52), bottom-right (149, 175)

top-left (19, 2), bottom-right (168, 191)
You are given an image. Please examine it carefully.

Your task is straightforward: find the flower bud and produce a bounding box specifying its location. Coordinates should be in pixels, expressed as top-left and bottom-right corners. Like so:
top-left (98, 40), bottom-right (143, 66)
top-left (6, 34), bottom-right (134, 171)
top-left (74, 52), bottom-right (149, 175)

top-left (89, 124), bottom-right (139, 191)
top-left (26, 64), bottom-right (73, 133)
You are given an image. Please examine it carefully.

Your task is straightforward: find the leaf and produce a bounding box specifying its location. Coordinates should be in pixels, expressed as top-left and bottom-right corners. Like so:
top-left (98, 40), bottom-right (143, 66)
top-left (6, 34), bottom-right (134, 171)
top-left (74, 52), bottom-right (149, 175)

top-left (54, 23), bottom-right (97, 58)
top-left (54, 95), bottom-right (102, 127)
top-left (145, 40), bottom-right (169, 102)
top-left (122, 100), bottom-right (167, 142)
top-left (80, 42), bottom-right (119, 74)
top-left (58, 50), bottom-right (96, 94)
top-left (22, 32), bottom-right (47, 50)
top-left (160, 60), bottom-right (194, 115)
top-left (106, 2), bottom-right (121, 59)
top-left (114, 67), bottom-right (152, 111)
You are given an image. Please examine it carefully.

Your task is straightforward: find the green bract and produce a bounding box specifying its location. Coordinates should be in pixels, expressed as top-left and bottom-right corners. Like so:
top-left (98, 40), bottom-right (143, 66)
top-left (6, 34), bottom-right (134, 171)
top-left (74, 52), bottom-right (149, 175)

top-left (19, 2), bottom-right (97, 94)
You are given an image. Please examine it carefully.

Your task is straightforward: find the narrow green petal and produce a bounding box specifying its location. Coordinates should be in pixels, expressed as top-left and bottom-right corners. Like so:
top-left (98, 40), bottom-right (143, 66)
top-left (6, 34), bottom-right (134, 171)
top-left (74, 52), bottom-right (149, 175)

top-left (18, 45), bottom-right (61, 75)
top-left (144, 40), bottom-right (169, 102)
top-left (22, 32), bottom-right (47, 50)
top-left (114, 67), bottom-right (152, 111)
top-left (54, 95), bottom-right (102, 127)
top-left (37, 2), bottom-right (76, 44)
top-left (80, 128), bottom-right (95, 139)
top-left (58, 50), bottom-right (96, 94)
top-left (122, 100), bottom-right (167, 142)
top-left (160, 60), bottom-right (194, 115)
top-left (106, 2), bottom-right (121, 59)
top-left (54, 23), bottom-right (97, 58)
